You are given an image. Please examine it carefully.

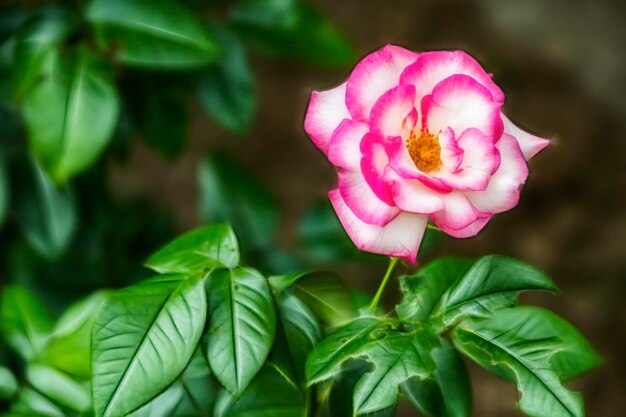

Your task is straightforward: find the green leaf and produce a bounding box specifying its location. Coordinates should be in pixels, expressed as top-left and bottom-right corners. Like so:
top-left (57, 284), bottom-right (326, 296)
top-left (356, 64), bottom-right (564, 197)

top-left (41, 291), bottom-right (109, 378)
top-left (231, 4), bottom-right (354, 68)
top-left (0, 157), bottom-right (8, 227)
top-left (10, 388), bottom-right (64, 417)
top-left (396, 257), bottom-right (473, 322)
top-left (452, 310), bottom-right (585, 417)
top-left (12, 6), bottom-right (78, 97)
top-left (92, 275), bottom-right (207, 417)
top-left (198, 151), bottom-right (278, 252)
top-left (198, 23), bottom-right (255, 133)
top-left (145, 224), bottom-right (239, 274)
top-left (229, 0), bottom-right (298, 29)
top-left (22, 47), bottom-right (120, 182)
top-left (0, 366), bottom-right (18, 400)
top-left (128, 384), bottom-right (184, 417)
top-left (26, 364), bottom-right (91, 412)
top-left (0, 286), bottom-right (53, 360)
top-left (401, 338), bottom-right (471, 417)
top-left (437, 255), bottom-right (558, 326)
top-left (15, 160), bottom-right (76, 258)
top-left (172, 351), bottom-right (218, 417)
top-left (216, 364), bottom-right (305, 417)
top-left (207, 267), bottom-right (276, 396)
top-left (87, 0), bottom-right (219, 69)
top-left (270, 271), bottom-right (354, 326)
top-left (269, 291), bottom-right (321, 385)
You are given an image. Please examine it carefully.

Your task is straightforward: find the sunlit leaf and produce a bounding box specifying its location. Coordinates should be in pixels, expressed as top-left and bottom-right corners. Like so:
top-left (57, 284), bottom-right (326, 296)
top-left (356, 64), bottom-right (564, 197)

top-left (26, 364), bottom-right (91, 412)
top-left (87, 0), bottom-right (219, 69)
top-left (0, 286), bottom-right (53, 360)
top-left (92, 275), bottom-right (207, 417)
top-left (198, 22), bottom-right (255, 133)
top-left (145, 223), bottom-right (239, 274)
top-left (207, 267), bottom-right (276, 396)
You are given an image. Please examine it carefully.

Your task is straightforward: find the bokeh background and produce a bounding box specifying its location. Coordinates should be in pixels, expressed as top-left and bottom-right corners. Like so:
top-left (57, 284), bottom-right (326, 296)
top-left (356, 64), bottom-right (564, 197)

top-left (1, 0), bottom-right (624, 416)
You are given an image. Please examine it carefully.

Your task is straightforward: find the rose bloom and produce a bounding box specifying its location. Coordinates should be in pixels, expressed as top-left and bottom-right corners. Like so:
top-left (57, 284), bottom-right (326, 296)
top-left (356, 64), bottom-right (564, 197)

top-left (304, 45), bottom-right (548, 263)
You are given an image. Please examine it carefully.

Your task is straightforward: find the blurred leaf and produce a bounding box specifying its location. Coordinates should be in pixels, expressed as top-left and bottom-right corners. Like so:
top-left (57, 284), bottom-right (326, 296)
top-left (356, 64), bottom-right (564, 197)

top-left (15, 160), bottom-right (76, 258)
top-left (401, 338), bottom-right (471, 417)
top-left (26, 364), bottom-right (91, 412)
top-left (229, 0), bottom-right (298, 29)
top-left (92, 275), bottom-right (207, 417)
top-left (145, 224), bottom-right (239, 274)
top-left (231, 3), bottom-right (354, 68)
top-left (22, 48), bottom-right (120, 182)
top-left (198, 151), bottom-right (278, 253)
top-left (453, 310), bottom-right (585, 417)
top-left (436, 255), bottom-right (558, 327)
top-left (396, 257), bottom-right (473, 322)
top-left (12, 6), bottom-right (78, 97)
top-left (0, 366), bottom-right (18, 400)
top-left (270, 271), bottom-right (354, 326)
top-left (0, 286), bottom-right (53, 361)
top-left (136, 86), bottom-right (189, 158)
top-left (207, 267), bottom-right (276, 396)
top-left (215, 364), bottom-right (305, 417)
top-left (0, 7), bottom-right (30, 41)
top-left (0, 157), bottom-right (7, 227)
top-left (41, 291), bottom-right (109, 378)
top-left (198, 23), bottom-right (255, 133)
top-left (269, 291), bottom-right (321, 386)
top-left (10, 388), bottom-right (64, 417)
top-left (87, 0), bottom-right (219, 69)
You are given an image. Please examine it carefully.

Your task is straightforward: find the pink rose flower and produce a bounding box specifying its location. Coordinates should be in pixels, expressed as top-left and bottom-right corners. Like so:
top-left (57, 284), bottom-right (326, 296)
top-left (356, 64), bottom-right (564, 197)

top-left (304, 45), bottom-right (549, 263)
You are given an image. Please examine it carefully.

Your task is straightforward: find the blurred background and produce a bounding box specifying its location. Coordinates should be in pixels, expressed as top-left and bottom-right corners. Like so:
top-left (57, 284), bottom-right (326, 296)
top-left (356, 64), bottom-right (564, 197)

top-left (1, 0), bottom-right (624, 416)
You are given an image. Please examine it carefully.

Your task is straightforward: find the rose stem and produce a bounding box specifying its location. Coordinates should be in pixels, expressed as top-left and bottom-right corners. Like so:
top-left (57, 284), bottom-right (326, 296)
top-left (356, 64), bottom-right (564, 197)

top-left (369, 256), bottom-right (400, 311)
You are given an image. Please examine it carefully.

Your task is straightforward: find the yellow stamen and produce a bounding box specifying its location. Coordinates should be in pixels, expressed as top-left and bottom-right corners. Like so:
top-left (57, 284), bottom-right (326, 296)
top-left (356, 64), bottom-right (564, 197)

top-left (406, 130), bottom-right (442, 172)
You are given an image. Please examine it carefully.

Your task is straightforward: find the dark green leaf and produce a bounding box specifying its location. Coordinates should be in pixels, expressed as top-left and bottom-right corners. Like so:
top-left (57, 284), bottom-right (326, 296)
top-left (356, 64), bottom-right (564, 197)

top-left (401, 338), bottom-right (471, 417)
top-left (437, 255), bottom-right (558, 326)
top-left (270, 271), bottom-right (354, 326)
top-left (41, 291), bottom-right (109, 378)
top-left (198, 151), bottom-right (278, 252)
top-left (15, 160), bottom-right (76, 258)
top-left (0, 286), bottom-right (53, 360)
top-left (229, 0), bottom-right (298, 29)
top-left (145, 224), bottom-right (239, 274)
top-left (198, 22), bottom-right (255, 133)
top-left (26, 364), bottom-right (91, 412)
top-left (216, 364), bottom-right (305, 417)
top-left (22, 47), bottom-right (120, 182)
top-left (207, 267), bottom-right (276, 396)
top-left (452, 310), bottom-right (585, 417)
top-left (87, 0), bottom-right (219, 69)
top-left (12, 6), bottom-right (78, 96)
top-left (0, 157), bottom-right (8, 227)
top-left (231, 4), bottom-right (354, 68)
top-left (0, 366), bottom-right (18, 400)
top-left (396, 257), bottom-right (473, 322)
top-left (92, 275), bottom-right (207, 417)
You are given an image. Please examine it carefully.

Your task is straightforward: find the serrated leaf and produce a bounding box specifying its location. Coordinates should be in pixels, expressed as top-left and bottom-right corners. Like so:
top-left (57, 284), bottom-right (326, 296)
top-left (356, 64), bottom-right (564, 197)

top-left (22, 47), bottom-right (120, 182)
top-left (0, 286), bottom-right (53, 360)
top-left (0, 366), bottom-right (18, 400)
top-left (437, 255), bottom-right (558, 326)
top-left (26, 364), bottom-right (90, 412)
top-left (198, 22), bottom-right (255, 133)
top-left (92, 275), bottom-right (207, 417)
top-left (15, 160), bottom-right (76, 258)
top-left (452, 310), bottom-right (585, 417)
top-left (145, 224), bottom-right (239, 274)
top-left (207, 267), bottom-right (276, 396)
top-left (270, 271), bottom-right (354, 326)
top-left (396, 257), bottom-right (473, 322)
top-left (401, 338), bottom-right (471, 417)
top-left (87, 0), bottom-right (218, 69)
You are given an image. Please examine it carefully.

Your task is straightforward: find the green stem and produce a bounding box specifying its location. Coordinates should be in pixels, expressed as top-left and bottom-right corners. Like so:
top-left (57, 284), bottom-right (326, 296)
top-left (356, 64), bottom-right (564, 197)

top-left (369, 257), bottom-right (400, 311)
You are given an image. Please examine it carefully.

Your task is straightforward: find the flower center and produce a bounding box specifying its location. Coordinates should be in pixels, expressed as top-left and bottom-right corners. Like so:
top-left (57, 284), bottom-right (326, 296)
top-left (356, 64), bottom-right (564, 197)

top-left (406, 130), bottom-right (442, 173)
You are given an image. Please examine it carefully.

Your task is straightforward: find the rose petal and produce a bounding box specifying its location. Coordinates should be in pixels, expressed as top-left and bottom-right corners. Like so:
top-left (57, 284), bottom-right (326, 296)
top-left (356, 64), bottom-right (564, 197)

top-left (422, 74), bottom-right (503, 140)
top-left (369, 84), bottom-right (417, 138)
top-left (502, 113), bottom-right (550, 160)
top-left (387, 169), bottom-right (445, 214)
top-left (400, 50), bottom-right (504, 105)
top-left (430, 192), bottom-right (479, 231)
top-left (338, 170), bottom-right (400, 226)
top-left (438, 214), bottom-right (492, 238)
top-left (328, 119), bottom-right (369, 170)
top-left (465, 133), bottom-right (529, 213)
top-left (304, 82), bottom-right (351, 154)
top-left (360, 132), bottom-right (394, 205)
top-left (329, 189), bottom-right (428, 263)
top-left (346, 45), bottom-right (418, 121)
